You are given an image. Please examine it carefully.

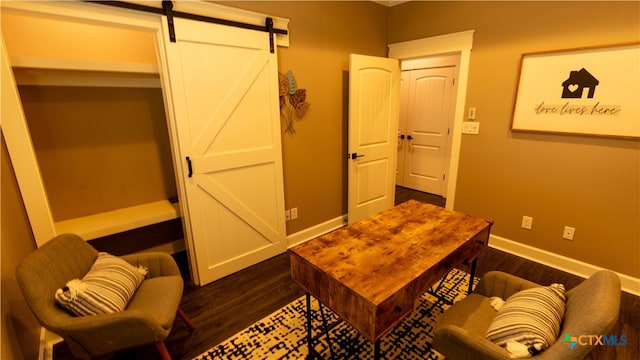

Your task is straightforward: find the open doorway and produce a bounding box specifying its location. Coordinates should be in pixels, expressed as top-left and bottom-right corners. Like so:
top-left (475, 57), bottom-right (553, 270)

top-left (396, 54), bottom-right (460, 201)
top-left (389, 30), bottom-right (474, 210)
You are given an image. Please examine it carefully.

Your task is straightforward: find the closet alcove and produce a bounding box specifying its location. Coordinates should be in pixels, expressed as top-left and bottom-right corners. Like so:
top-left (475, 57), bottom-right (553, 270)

top-left (3, 0), bottom-right (290, 286)
top-left (3, 8), bottom-right (184, 255)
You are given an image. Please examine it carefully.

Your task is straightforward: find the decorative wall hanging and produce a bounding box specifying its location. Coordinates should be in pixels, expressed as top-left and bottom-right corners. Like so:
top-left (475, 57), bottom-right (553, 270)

top-left (279, 71), bottom-right (310, 134)
top-left (511, 43), bottom-right (639, 139)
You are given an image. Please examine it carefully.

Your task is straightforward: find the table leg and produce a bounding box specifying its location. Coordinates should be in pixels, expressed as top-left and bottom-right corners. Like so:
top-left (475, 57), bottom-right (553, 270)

top-left (318, 300), bottom-right (336, 358)
top-left (374, 340), bottom-right (381, 360)
top-left (468, 257), bottom-right (478, 295)
top-left (305, 293), bottom-right (313, 359)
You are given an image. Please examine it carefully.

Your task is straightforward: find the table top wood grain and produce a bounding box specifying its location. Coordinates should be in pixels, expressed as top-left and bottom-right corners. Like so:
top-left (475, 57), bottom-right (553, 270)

top-left (289, 200), bottom-right (492, 341)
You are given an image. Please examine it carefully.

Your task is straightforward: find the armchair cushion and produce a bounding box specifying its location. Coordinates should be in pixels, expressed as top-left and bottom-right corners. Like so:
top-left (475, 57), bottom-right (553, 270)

top-left (433, 270), bottom-right (620, 360)
top-left (486, 284), bottom-right (566, 353)
top-left (55, 252), bottom-right (148, 316)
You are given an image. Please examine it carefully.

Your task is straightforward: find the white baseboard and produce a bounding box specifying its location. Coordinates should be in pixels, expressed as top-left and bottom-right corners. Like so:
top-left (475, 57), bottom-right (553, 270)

top-left (490, 234), bottom-right (640, 296)
top-left (287, 215), bottom-right (347, 248)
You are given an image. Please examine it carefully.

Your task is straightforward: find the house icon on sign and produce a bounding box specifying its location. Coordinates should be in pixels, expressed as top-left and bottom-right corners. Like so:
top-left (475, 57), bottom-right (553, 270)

top-left (562, 68), bottom-right (599, 99)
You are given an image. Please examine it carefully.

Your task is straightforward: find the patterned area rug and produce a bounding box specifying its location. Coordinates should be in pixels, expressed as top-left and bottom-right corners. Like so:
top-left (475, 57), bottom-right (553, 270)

top-left (194, 268), bottom-right (476, 359)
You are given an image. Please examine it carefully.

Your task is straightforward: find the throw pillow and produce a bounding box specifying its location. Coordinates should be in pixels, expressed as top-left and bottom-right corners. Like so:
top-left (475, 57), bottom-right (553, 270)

top-left (55, 252), bottom-right (148, 316)
top-left (486, 283), bottom-right (566, 357)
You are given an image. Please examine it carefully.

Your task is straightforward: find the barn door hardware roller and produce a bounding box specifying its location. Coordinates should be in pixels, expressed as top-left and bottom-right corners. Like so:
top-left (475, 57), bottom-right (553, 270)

top-left (266, 17), bottom-right (275, 53)
top-left (162, 1), bottom-right (176, 42)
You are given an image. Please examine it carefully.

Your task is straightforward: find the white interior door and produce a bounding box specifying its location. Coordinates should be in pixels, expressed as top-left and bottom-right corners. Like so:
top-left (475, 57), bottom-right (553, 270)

top-left (401, 66), bottom-right (456, 196)
top-left (348, 54), bottom-right (400, 224)
top-left (162, 18), bottom-right (286, 285)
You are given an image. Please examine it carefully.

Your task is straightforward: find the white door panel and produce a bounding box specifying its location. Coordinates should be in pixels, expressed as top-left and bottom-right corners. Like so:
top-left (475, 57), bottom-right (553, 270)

top-left (162, 17), bottom-right (285, 285)
top-left (401, 65), bottom-right (456, 196)
top-left (348, 54), bottom-right (400, 224)
top-left (355, 159), bottom-right (390, 206)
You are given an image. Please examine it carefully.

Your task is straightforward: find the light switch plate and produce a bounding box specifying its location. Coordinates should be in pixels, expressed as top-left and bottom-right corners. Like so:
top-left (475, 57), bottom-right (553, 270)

top-left (468, 107), bottom-right (477, 120)
top-left (462, 122), bottom-right (480, 134)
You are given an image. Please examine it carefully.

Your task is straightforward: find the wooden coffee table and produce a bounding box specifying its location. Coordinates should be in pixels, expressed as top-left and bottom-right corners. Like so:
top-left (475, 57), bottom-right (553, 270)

top-left (289, 200), bottom-right (492, 358)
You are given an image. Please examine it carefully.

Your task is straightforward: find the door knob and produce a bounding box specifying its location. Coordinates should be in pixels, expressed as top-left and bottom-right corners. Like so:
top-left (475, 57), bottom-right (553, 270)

top-left (407, 135), bottom-right (413, 140)
top-left (350, 153), bottom-right (365, 160)
top-left (399, 134), bottom-right (405, 139)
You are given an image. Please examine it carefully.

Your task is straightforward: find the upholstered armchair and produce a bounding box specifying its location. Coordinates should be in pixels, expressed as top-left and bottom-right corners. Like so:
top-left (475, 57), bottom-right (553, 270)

top-left (433, 270), bottom-right (621, 360)
top-left (16, 233), bottom-right (194, 359)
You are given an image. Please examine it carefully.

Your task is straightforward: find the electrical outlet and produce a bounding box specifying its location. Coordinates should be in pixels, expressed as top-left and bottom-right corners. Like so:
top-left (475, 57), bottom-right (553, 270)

top-left (291, 207), bottom-right (298, 220)
top-left (563, 226), bottom-right (575, 240)
top-left (521, 216), bottom-right (533, 230)
top-left (285, 209), bottom-right (291, 221)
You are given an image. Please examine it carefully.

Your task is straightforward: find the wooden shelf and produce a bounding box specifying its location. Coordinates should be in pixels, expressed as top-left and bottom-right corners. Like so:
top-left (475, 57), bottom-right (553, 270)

top-left (55, 200), bottom-right (181, 241)
top-left (11, 56), bottom-right (161, 88)
top-left (11, 56), bottom-right (159, 73)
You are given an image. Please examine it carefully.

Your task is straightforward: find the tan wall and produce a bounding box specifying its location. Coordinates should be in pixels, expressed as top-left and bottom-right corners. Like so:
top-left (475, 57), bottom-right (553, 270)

top-left (1, 134), bottom-right (40, 360)
top-left (1, 9), bottom-right (156, 64)
top-left (18, 86), bottom-right (176, 221)
top-left (1, 1), bottom-right (637, 357)
top-left (389, 1), bottom-right (640, 278)
top-left (218, 1), bottom-right (389, 234)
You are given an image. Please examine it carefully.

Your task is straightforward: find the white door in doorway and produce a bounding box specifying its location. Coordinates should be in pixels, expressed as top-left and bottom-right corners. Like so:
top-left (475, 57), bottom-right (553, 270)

top-left (347, 54), bottom-right (400, 224)
top-left (397, 60), bottom-right (458, 197)
top-left (162, 18), bottom-right (286, 285)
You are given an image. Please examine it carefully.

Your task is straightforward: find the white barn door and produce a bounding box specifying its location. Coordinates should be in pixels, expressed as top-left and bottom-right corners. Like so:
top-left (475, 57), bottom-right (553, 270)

top-left (162, 18), bottom-right (286, 285)
top-left (347, 54), bottom-right (400, 224)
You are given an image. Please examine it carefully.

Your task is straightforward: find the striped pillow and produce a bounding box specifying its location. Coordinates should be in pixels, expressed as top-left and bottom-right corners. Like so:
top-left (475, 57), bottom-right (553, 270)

top-left (55, 252), bottom-right (148, 316)
top-left (486, 284), bottom-right (566, 355)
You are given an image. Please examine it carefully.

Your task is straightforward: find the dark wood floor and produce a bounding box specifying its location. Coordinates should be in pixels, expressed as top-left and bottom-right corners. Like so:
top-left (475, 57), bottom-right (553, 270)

top-left (395, 186), bottom-right (446, 208)
top-left (54, 187), bottom-right (639, 360)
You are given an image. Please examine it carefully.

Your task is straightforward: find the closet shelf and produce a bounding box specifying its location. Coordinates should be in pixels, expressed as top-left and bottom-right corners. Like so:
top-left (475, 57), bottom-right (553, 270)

top-left (55, 200), bottom-right (181, 241)
top-left (11, 56), bottom-right (161, 88)
top-left (11, 56), bottom-right (159, 73)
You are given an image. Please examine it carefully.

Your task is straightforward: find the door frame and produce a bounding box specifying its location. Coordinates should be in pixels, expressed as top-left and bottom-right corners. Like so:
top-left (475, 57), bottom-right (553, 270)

top-left (389, 30), bottom-right (474, 210)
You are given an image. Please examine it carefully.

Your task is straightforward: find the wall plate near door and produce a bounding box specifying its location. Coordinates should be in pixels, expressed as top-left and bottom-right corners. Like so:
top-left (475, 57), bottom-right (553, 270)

top-left (468, 107), bottom-right (477, 120)
top-left (563, 226), bottom-right (575, 240)
top-left (462, 121), bottom-right (480, 134)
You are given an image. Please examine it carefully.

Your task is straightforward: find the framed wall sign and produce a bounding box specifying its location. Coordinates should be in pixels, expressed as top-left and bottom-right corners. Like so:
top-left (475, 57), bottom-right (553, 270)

top-left (511, 43), bottom-right (639, 139)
